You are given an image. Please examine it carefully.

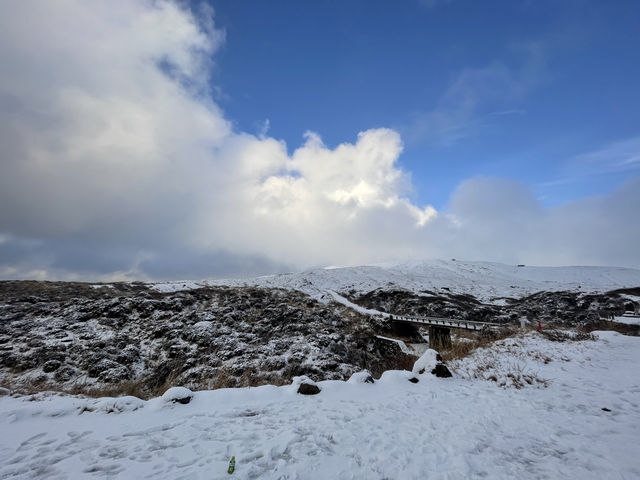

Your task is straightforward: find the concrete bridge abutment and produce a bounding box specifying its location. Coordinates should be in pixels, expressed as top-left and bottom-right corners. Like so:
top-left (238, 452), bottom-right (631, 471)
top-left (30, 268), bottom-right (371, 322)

top-left (429, 326), bottom-right (452, 350)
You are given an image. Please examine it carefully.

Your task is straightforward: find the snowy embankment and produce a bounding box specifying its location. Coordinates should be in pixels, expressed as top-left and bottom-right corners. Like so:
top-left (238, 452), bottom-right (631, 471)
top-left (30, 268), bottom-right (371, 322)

top-left (151, 260), bottom-right (640, 302)
top-left (1, 331), bottom-right (638, 479)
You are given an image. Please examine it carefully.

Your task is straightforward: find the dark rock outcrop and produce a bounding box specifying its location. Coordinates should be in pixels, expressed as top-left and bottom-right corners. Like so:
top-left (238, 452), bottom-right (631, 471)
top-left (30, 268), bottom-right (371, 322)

top-left (431, 363), bottom-right (452, 378)
top-left (297, 382), bottom-right (321, 395)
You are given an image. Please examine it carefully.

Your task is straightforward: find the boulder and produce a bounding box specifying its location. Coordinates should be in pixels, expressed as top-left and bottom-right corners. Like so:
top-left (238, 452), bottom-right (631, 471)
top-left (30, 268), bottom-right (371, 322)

top-left (293, 375), bottom-right (321, 395)
top-left (431, 363), bottom-right (452, 378)
top-left (162, 386), bottom-right (194, 405)
top-left (412, 349), bottom-right (439, 375)
top-left (413, 348), bottom-right (452, 378)
top-left (348, 371), bottom-right (375, 384)
top-left (297, 383), bottom-right (321, 395)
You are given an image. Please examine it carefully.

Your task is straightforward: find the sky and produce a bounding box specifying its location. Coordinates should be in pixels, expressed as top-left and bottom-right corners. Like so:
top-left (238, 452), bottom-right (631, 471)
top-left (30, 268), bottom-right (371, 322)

top-left (0, 0), bottom-right (639, 281)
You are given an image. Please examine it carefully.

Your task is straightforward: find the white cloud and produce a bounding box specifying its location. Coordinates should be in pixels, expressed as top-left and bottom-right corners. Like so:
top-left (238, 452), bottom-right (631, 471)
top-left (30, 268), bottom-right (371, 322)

top-left (191, 127), bottom-right (439, 267)
top-left (426, 176), bottom-right (640, 267)
top-left (0, 0), bottom-right (440, 278)
top-left (570, 137), bottom-right (640, 174)
top-left (405, 43), bottom-right (548, 146)
top-left (538, 137), bottom-right (640, 190)
top-left (0, 1), bottom-right (638, 280)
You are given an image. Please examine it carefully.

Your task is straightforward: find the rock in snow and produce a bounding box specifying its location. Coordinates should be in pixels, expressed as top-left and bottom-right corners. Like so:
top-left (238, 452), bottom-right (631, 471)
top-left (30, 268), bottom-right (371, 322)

top-left (412, 348), bottom-right (453, 378)
top-left (412, 349), bottom-right (440, 375)
top-left (292, 375), bottom-right (322, 395)
top-left (431, 363), bottom-right (453, 378)
top-left (161, 386), bottom-right (194, 404)
top-left (347, 370), bottom-right (375, 384)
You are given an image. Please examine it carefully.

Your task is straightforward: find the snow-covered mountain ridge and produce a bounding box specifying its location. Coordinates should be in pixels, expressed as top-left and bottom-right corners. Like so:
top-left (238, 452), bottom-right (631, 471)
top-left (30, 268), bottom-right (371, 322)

top-left (155, 260), bottom-right (640, 303)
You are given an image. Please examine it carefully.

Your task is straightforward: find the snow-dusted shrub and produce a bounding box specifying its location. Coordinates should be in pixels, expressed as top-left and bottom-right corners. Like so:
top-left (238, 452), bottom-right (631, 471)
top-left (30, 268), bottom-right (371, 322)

top-left (79, 396), bottom-right (145, 414)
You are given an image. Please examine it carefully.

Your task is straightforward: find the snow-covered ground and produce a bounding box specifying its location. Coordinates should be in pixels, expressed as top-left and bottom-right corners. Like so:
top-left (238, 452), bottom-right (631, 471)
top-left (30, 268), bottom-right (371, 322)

top-left (150, 260), bottom-right (640, 302)
top-left (1, 330), bottom-right (638, 479)
top-left (614, 315), bottom-right (640, 326)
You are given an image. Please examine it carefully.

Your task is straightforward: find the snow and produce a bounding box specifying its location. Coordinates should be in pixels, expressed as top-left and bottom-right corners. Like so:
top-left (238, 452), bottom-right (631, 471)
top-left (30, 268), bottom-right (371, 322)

top-left (327, 290), bottom-right (389, 316)
top-left (161, 387), bottom-right (194, 404)
top-left (375, 335), bottom-right (412, 354)
top-left (149, 281), bottom-right (202, 293)
top-left (347, 371), bottom-right (374, 384)
top-left (614, 315), bottom-right (640, 325)
top-left (169, 260), bottom-right (640, 303)
top-left (412, 349), bottom-right (439, 375)
top-left (289, 375), bottom-right (319, 392)
top-left (2, 331), bottom-right (639, 479)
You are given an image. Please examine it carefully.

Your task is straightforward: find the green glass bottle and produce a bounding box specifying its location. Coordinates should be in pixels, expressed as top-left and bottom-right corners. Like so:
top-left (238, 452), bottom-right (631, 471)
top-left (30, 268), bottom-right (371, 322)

top-left (228, 456), bottom-right (236, 474)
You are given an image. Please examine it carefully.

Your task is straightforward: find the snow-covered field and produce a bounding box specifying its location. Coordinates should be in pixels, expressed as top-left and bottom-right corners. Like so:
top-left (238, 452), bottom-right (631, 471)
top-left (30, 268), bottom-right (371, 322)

top-left (614, 315), bottom-right (640, 326)
top-left (150, 260), bottom-right (640, 302)
top-left (1, 330), bottom-right (638, 479)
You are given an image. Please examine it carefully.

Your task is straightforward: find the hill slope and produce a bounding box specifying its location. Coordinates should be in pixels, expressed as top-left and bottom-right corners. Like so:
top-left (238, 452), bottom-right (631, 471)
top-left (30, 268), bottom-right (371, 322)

top-left (154, 260), bottom-right (640, 303)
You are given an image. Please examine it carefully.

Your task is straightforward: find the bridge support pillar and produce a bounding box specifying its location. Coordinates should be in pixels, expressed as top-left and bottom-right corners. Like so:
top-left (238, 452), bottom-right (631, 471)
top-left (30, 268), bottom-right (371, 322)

top-left (429, 326), bottom-right (451, 350)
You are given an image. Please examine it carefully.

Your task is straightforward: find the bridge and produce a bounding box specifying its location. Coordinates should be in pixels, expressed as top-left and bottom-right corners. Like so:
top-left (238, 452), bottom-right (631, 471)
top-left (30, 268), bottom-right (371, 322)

top-left (387, 314), bottom-right (501, 350)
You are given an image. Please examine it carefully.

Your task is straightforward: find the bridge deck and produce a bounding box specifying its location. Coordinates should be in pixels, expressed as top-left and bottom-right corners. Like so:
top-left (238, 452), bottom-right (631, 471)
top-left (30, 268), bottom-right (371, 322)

top-left (389, 314), bottom-right (500, 331)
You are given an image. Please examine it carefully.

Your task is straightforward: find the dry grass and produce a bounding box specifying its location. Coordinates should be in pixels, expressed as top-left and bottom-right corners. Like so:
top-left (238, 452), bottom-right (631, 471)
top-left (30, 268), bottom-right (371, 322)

top-left (2, 365), bottom-right (301, 400)
top-left (580, 320), bottom-right (640, 336)
top-left (1, 367), bottom-right (186, 400)
top-left (389, 354), bottom-right (418, 372)
top-left (72, 380), bottom-right (149, 399)
top-left (211, 366), bottom-right (234, 389)
top-left (501, 362), bottom-right (550, 389)
top-left (540, 329), bottom-right (595, 342)
top-left (441, 327), bottom-right (516, 363)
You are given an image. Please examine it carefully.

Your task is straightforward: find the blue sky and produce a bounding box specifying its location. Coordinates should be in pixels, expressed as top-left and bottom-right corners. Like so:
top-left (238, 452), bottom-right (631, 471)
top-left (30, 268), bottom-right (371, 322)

top-left (0, 0), bottom-right (639, 280)
top-left (209, 0), bottom-right (640, 209)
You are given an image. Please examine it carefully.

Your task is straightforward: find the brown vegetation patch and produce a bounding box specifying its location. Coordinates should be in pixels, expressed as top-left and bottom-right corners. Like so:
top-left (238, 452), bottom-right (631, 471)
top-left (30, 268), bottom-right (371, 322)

top-left (440, 327), bottom-right (517, 363)
top-left (580, 320), bottom-right (640, 337)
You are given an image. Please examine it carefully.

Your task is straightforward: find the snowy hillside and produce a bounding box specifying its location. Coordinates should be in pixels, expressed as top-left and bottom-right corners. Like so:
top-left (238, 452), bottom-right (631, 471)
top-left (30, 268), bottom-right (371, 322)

top-left (2, 265), bottom-right (639, 479)
top-left (154, 260), bottom-right (640, 303)
top-left (1, 330), bottom-right (638, 479)
top-left (0, 283), bottom-right (414, 397)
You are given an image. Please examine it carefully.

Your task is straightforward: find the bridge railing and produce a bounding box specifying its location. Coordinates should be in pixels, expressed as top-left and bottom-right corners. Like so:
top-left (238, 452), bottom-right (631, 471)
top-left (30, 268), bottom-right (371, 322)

top-left (387, 314), bottom-right (501, 331)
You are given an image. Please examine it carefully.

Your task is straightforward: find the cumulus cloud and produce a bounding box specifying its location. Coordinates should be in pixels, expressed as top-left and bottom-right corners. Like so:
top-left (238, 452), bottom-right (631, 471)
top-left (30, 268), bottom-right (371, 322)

top-left (0, 0), bottom-right (439, 279)
top-left (0, 0), bottom-right (638, 280)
